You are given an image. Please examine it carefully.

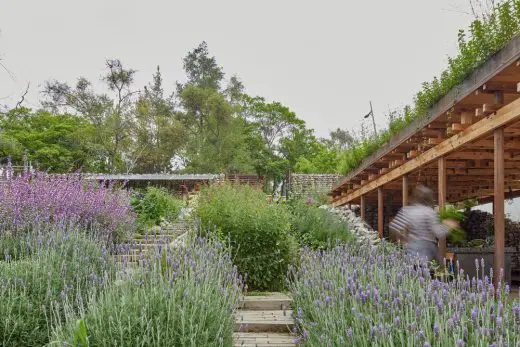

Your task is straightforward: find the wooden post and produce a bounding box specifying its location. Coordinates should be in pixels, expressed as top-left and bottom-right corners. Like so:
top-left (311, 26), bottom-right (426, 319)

top-left (402, 175), bottom-right (409, 206)
top-left (494, 127), bottom-right (505, 287)
top-left (438, 157), bottom-right (447, 262)
top-left (378, 188), bottom-right (384, 238)
top-left (360, 195), bottom-right (366, 221)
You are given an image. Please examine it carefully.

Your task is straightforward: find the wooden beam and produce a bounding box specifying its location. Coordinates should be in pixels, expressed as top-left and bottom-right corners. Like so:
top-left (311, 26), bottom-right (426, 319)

top-left (403, 175), bottom-right (409, 206)
top-left (378, 188), bottom-right (383, 239)
top-left (332, 36), bottom-right (520, 193)
top-left (360, 195), bottom-right (366, 221)
top-left (332, 96), bottom-right (520, 206)
top-left (494, 127), bottom-right (505, 288)
top-left (438, 157), bottom-right (447, 261)
top-left (461, 111), bottom-right (474, 125)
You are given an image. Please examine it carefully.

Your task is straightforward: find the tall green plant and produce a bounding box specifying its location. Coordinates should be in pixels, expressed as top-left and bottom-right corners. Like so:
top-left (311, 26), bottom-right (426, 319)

top-left (196, 184), bottom-right (297, 291)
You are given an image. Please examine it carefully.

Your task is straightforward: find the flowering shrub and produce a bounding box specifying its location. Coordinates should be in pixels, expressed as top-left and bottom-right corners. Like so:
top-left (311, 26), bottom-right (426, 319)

top-left (0, 166), bottom-right (135, 241)
top-left (0, 231), bottom-right (111, 347)
top-left (52, 234), bottom-right (243, 346)
top-left (290, 242), bottom-right (520, 346)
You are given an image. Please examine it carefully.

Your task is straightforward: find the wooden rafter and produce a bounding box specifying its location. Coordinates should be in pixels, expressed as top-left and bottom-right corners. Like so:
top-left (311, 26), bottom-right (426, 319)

top-left (332, 96), bottom-right (520, 206)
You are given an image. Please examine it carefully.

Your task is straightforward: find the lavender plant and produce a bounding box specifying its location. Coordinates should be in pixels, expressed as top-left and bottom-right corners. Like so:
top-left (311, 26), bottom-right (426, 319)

top-left (0, 164), bottom-right (135, 241)
top-left (51, 234), bottom-right (243, 347)
top-left (290, 241), bottom-right (520, 346)
top-left (0, 231), bottom-right (112, 347)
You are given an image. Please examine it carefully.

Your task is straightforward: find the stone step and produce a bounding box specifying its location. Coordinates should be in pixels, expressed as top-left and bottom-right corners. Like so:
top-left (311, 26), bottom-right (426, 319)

top-left (112, 253), bottom-right (147, 262)
top-left (233, 332), bottom-right (296, 347)
top-left (235, 310), bottom-right (294, 333)
top-left (240, 293), bottom-right (292, 311)
top-left (132, 237), bottom-right (176, 244)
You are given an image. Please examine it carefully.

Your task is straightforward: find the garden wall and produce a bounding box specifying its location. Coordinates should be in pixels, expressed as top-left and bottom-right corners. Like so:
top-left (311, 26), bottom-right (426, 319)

top-left (289, 174), bottom-right (341, 199)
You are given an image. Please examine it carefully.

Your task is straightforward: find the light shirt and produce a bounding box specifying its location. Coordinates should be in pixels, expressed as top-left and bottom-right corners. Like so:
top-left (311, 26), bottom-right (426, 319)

top-left (389, 204), bottom-right (449, 244)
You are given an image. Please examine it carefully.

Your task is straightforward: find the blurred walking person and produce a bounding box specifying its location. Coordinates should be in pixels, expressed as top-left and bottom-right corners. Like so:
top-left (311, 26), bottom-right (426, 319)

top-left (389, 185), bottom-right (458, 264)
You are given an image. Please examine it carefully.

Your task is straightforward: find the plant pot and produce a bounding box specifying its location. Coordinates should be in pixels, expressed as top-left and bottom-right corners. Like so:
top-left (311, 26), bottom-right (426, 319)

top-left (447, 247), bottom-right (515, 284)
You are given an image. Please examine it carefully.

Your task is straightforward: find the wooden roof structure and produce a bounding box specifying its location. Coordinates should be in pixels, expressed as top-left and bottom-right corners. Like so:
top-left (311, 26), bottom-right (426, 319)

top-left (331, 35), bottom-right (520, 207)
top-left (330, 35), bottom-right (520, 286)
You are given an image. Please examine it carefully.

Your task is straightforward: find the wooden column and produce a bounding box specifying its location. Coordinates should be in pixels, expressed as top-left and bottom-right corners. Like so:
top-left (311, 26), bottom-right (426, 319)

top-left (360, 195), bottom-right (366, 221)
top-left (494, 127), bottom-right (505, 287)
top-left (378, 188), bottom-right (384, 238)
top-left (402, 175), bottom-right (409, 206)
top-left (438, 157), bottom-right (447, 261)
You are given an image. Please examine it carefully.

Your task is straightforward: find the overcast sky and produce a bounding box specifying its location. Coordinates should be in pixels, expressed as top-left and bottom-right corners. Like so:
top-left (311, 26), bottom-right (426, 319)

top-left (1, 0), bottom-right (476, 138)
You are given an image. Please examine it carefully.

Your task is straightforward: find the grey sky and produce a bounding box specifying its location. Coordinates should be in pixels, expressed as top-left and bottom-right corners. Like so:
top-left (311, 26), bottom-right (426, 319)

top-left (1, 0), bottom-right (518, 219)
top-left (1, 0), bottom-right (474, 138)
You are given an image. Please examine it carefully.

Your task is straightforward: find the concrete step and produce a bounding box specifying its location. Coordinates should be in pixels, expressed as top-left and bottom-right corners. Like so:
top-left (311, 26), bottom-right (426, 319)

top-left (240, 293), bottom-right (292, 311)
top-left (233, 332), bottom-right (296, 347)
top-left (235, 310), bottom-right (294, 333)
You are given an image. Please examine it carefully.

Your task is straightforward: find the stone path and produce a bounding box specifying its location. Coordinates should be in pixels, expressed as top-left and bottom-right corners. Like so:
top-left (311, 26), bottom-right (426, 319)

top-left (112, 221), bottom-right (188, 266)
top-left (234, 293), bottom-right (296, 347)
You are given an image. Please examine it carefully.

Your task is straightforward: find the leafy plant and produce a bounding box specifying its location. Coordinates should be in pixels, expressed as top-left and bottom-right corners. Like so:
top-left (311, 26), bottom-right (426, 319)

top-left (439, 204), bottom-right (466, 246)
top-left (288, 199), bottom-right (354, 249)
top-left (196, 184), bottom-right (297, 291)
top-left (131, 186), bottom-right (184, 231)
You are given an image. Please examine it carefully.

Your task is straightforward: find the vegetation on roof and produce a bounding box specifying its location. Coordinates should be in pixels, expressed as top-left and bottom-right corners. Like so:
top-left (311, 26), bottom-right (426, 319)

top-left (339, 0), bottom-right (520, 175)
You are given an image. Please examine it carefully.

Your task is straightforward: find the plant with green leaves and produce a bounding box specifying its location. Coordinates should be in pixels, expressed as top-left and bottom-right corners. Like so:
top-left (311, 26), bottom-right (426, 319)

top-left (196, 184), bottom-right (297, 291)
top-left (131, 186), bottom-right (184, 231)
top-left (288, 199), bottom-right (354, 250)
top-left (439, 204), bottom-right (467, 246)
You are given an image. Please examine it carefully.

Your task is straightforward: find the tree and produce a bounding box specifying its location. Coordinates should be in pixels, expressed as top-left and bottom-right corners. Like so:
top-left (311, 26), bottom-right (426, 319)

top-left (42, 59), bottom-right (137, 172)
top-left (180, 41), bottom-right (224, 91)
top-left (0, 108), bottom-right (99, 172)
top-left (132, 67), bottom-right (186, 173)
top-left (324, 128), bottom-right (354, 151)
top-left (243, 96), bottom-right (304, 150)
top-left (178, 85), bottom-right (253, 173)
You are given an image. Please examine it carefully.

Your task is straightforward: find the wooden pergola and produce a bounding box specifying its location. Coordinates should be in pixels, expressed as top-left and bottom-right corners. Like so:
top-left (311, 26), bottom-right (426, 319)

top-left (331, 35), bottom-right (520, 286)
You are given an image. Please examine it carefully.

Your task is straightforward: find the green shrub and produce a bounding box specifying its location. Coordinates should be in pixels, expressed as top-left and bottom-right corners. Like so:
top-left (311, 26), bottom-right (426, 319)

top-left (52, 235), bottom-right (242, 347)
top-left (288, 199), bottom-right (354, 249)
top-left (131, 187), bottom-right (184, 230)
top-left (0, 231), bottom-right (111, 347)
top-left (197, 184), bottom-right (297, 291)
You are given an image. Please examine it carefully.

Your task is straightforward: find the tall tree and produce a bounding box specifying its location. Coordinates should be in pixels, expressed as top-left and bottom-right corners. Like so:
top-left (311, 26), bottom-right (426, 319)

top-left (42, 59), bottom-right (137, 172)
top-left (180, 41), bottom-right (224, 91)
top-left (132, 67), bottom-right (185, 173)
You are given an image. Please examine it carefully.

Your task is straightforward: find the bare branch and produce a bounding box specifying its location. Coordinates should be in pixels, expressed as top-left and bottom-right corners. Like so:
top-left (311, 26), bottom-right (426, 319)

top-left (15, 82), bottom-right (30, 109)
top-left (0, 59), bottom-right (15, 82)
